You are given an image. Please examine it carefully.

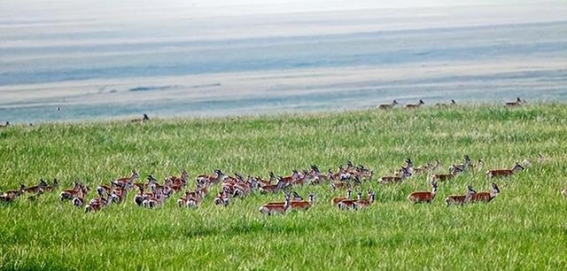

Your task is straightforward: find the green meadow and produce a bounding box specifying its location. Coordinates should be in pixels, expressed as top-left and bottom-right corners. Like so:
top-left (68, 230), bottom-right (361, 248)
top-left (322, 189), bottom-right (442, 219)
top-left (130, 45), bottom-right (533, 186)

top-left (1, 103), bottom-right (566, 270)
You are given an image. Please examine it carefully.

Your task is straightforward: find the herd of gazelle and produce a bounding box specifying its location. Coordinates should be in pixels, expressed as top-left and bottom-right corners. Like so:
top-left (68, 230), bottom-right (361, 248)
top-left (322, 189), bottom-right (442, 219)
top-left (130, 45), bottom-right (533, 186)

top-left (377, 97), bottom-right (524, 109)
top-left (1, 154), bottom-right (555, 214)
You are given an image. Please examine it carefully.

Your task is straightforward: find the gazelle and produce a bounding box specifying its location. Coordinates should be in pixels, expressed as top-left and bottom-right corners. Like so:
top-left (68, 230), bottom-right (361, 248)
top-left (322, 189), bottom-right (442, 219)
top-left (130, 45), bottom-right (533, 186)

top-left (43, 179), bottom-right (59, 192)
top-left (0, 121), bottom-right (9, 128)
top-left (213, 190), bottom-right (230, 206)
top-left (60, 182), bottom-right (83, 201)
top-left (377, 100), bottom-right (398, 109)
top-left (24, 179), bottom-right (48, 194)
top-left (259, 194), bottom-right (291, 215)
top-left (131, 114), bottom-right (150, 123)
top-left (486, 162), bottom-right (524, 178)
top-left (112, 170), bottom-right (138, 189)
top-left (505, 97), bottom-right (523, 107)
top-left (404, 99), bottom-right (425, 109)
top-left (196, 169), bottom-right (224, 185)
top-left (379, 167), bottom-right (411, 184)
top-left (471, 183), bottom-right (500, 203)
top-left (435, 99), bottom-right (456, 107)
top-left (336, 191), bottom-right (362, 210)
top-left (71, 185), bottom-right (89, 207)
top-left (407, 181), bottom-right (438, 203)
top-left (290, 193), bottom-right (315, 210)
top-left (445, 185), bottom-right (476, 206)
top-left (430, 171), bottom-right (457, 182)
top-left (331, 188), bottom-right (353, 205)
top-left (355, 190), bottom-right (376, 209)
top-left (448, 155), bottom-right (472, 174)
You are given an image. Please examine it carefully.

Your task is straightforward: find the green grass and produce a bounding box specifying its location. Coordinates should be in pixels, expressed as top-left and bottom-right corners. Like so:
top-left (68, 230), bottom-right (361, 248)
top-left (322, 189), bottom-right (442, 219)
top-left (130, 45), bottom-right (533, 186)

top-left (1, 103), bottom-right (567, 270)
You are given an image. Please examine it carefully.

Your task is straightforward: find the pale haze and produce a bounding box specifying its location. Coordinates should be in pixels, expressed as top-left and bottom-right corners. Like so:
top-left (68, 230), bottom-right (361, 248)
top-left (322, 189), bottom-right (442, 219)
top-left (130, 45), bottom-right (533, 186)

top-left (1, 0), bottom-right (566, 123)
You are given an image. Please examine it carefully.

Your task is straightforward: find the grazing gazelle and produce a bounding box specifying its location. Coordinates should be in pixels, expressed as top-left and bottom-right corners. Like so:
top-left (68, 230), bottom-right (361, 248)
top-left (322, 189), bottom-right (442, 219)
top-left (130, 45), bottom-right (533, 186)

top-left (486, 162), bottom-right (524, 178)
top-left (131, 114), bottom-right (150, 123)
top-left (471, 183), bottom-right (500, 203)
top-left (404, 99), bottom-right (425, 109)
top-left (505, 97), bottom-right (523, 107)
top-left (407, 181), bottom-right (438, 203)
top-left (23, 179), bottom-right (48, 194)
top-left (259, 193), bottom-right (291, 215)
top-left (445, 185), bottom-right (477, 206)
top-left (377, 100), bottom-right (398, 109)
top-left (0, 121), bottom-right (9, 128)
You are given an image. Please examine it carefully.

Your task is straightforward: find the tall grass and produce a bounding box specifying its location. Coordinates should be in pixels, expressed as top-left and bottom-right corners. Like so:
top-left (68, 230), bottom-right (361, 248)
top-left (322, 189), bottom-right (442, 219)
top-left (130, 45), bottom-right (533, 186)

top-left (1, 103), bottom-right (566, 270)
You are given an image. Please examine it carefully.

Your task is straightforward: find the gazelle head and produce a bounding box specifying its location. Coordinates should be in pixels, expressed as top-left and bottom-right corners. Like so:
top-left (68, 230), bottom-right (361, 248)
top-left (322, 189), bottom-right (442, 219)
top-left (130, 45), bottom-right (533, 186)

top-left (419, 99), bottom-right (425, 105)
top-left (431, 181), bottom-right (438, 193)
top-left (491, 183), bottom-right (501, 195)
top-left (143, 114), bottom-right (149, 121)
top-left (308, 193), bottom-right (315, 203)
top-left (512, 162), bottom-right (525, 172)
top-left (393, 100), bottom-right (398, 105)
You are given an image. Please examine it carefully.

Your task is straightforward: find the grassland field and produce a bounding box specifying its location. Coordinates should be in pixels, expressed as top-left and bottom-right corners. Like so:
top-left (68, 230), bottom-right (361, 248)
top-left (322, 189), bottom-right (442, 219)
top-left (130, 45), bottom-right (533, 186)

top-left (1, 103), bottom-right (567, 270)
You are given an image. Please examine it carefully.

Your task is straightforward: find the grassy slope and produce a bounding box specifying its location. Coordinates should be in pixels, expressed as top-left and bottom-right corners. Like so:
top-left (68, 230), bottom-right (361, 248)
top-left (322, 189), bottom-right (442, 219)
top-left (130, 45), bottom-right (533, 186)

top-left (1, 104), bottom-right (566, 270)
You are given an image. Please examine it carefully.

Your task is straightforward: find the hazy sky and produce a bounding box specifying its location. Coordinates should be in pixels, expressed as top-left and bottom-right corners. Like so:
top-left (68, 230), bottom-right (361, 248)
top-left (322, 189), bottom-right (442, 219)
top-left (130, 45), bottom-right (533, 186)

top-left (0, 0), bottom-right (562, 21)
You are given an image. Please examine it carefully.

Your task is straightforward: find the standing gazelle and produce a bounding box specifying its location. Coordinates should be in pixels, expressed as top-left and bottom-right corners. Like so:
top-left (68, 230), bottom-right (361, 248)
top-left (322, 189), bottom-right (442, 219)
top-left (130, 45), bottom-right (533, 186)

top-left (407, 181), bottom-right (438, 203)
top-left (259, 193), bottom-right (291, 215)
top-left (404, 99), bottom-right (425, 109)
top-left (505, 97), bottom-right (523, 107)
top-left (377, 100), bottom-right (398, 109)
top-left (471, 183), bottom-right (500, 203)
top-left (445, 185), bottom-right (476, 206)
top-left (486, 162), bottom-right (524, 178)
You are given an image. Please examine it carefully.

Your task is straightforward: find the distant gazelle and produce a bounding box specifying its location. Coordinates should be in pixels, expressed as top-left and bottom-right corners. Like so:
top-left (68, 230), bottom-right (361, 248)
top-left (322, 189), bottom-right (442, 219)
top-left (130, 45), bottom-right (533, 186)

top-left (404, 99), bottom-right (425, 109)
top-left (505, 97), bottom-right (523, 107)
top-left (377, 100), bottom-right (398, 109)
top-left (131, 114), bottom-right (150, 123)
top-left (435, 100), bottom-right (456, 107)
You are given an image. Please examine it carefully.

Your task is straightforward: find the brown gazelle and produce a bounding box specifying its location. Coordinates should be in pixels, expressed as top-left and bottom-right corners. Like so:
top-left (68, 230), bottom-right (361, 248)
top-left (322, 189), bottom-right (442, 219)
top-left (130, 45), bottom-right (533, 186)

top-left (289, 193), bottom-right (315, 210)
top-left (259, 193), bottom-right (291, 215)
top-left (379, 167), bottom-right (411, 184)
top-left (331, 188), bottom-right (353, 205)
top-left (404, 99), bottom-right (424, 109)
top-left (445, 185), bottom-right (477, 206)
top-left (505, 97), bottom-right (523, 107)
top-left (430, 171), bottom-right (457, 182)
top-left (355, 190), bottom-right (376, 209)
top-left (471, 183), bottom-right (500, 203)
top-left (486, 162), bottom-right (524, 178)
top-left (112, 170), bottom-right (138, 188)
top-left (377, 100), bottom-right (398, 109)
top-left (337, 191), bottom-right (363, 210)
top-left (24, 179), bottom-right (48, 194)
top-left (407, 181), bottom-right (438, 203)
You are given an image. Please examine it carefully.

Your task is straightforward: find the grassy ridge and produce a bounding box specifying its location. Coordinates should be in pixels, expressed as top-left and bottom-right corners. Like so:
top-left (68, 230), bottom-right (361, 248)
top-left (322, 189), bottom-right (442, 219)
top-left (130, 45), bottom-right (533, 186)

top-left (1, 103), bottom-right (567, 270)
